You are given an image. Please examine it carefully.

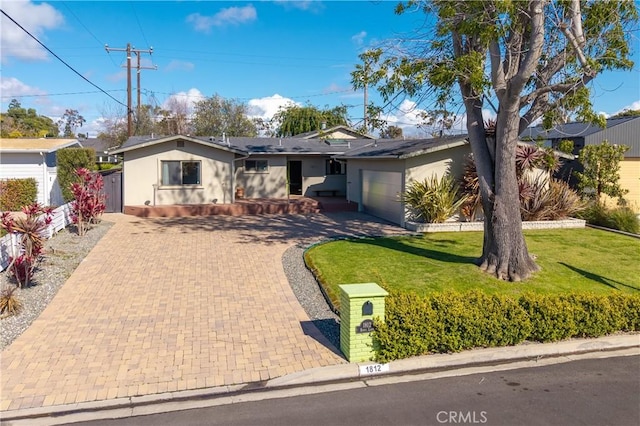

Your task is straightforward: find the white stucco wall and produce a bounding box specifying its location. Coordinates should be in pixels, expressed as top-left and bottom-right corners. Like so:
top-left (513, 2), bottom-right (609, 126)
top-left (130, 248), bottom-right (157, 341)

top-left (121, 140), bottom-right (234, 206)
top-left (405, 144), bottom-right (471, 183)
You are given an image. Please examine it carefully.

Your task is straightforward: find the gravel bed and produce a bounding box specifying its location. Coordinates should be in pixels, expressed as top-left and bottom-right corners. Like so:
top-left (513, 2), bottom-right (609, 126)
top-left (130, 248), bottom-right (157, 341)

top-left (0, 221), bottom-right (113, 351)
top-left (283, 243), bottom-right (340, 349)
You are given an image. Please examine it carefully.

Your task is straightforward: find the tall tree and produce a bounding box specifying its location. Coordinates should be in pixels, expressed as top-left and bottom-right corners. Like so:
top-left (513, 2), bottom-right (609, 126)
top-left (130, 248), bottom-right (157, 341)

top-left (575, 141), bottom-right (629, 203)
top-left (58, 109), bottom-right (86, 137)
top-left (1, 99), bottom-right (58, 137)
top-left (273, 103), bottom-right (349, 137)
top-left (192, 94), bottom-right (257, 137)
top-left (381, 125), bottom-right (404, 139)
top-left (355, 0), bottom-right (637, 281)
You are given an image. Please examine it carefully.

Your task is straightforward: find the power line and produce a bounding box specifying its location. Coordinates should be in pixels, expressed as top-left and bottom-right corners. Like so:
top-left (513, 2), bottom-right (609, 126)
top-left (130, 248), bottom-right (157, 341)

top-left (130, 1), bottom-right (151, 50)
top-left (1, 89), bottom-right (126, 100)
top-left (0, 8), bottom-right (128, 110)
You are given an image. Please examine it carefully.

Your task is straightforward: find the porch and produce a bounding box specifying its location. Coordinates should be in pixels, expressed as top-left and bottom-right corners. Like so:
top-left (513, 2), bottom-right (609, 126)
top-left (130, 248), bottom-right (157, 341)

top-left (123, 196), bottom-right (358, 218)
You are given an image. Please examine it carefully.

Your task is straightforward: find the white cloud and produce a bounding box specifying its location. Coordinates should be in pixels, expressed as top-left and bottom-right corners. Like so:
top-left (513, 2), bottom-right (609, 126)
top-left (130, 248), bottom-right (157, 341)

top-left (0, 76), bottom-right (47, 98)
top-left (165, 60), bottom-right (195, 72)
top-left (613, 100), bottom-right (640, 116)
top-left (351, 31), bottom-right (367, 46)
top-left (274, 1), bottom-right (325, 13)
top-left (186, 5), bottom-right (257, 33)
top-left (247, 94), bottom-right (297, 121)
top-left (106, 70), bottom-right (127, 83)
top-left (161, 88), bottom-right (205, 113)
top-left (0, 0), bottom-right (64, 63)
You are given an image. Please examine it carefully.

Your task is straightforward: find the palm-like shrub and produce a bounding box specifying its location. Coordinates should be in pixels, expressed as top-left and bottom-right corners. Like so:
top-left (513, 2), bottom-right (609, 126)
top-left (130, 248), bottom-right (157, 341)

top-left (403, 174), bottom-right (467, 223)
top-left (0, 203), bottom-right (53, 287)
top-left (520, 177), bottom-right (585, 221)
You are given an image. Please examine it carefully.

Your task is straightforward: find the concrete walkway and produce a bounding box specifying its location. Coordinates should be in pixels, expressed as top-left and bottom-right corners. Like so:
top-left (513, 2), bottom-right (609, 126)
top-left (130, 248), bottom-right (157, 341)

top-left (0, 212), bottom-right (409, 413)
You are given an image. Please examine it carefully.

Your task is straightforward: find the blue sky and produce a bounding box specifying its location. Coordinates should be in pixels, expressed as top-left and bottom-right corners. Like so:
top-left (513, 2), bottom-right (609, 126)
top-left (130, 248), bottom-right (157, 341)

top-left (1, 0), bottom-right (639, 138)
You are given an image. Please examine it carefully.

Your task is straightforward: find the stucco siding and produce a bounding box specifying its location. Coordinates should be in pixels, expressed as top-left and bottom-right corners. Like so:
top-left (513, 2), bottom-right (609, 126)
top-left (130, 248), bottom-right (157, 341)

top-left (122, 140), bottom-right (234, 206)
top-left (299, 156), bottom-right (346, 196)
top-left (236, 156), bottom-right (287, 199)
top-left (405, 144), bottom-right (471, 184)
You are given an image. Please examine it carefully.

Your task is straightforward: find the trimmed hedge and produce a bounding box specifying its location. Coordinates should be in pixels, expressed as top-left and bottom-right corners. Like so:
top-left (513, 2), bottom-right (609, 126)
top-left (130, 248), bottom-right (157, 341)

top-left (373, 290), bottom-right (640, 362)
top-left (57, 148), bottom-right (96, 203)
top-left (0, 178), bottom-right (38, 211)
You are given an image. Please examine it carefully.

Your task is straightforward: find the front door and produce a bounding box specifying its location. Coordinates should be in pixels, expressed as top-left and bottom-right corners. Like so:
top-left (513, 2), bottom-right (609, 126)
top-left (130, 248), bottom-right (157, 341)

top-left (288, 161), bottom-right (302, 195)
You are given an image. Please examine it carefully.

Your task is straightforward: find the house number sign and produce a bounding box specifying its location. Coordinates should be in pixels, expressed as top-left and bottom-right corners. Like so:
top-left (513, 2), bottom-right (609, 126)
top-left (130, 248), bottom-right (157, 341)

top-left (356, 319), bottom-right (374, 334)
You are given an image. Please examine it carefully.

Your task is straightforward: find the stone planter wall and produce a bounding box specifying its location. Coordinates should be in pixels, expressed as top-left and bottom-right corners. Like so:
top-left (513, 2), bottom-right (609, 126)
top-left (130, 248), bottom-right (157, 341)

top-left (405, 218), bottom-right (586, 233)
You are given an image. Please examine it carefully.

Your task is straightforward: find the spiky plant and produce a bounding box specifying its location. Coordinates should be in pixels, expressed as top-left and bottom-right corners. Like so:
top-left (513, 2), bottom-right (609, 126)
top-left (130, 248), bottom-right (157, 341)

top-left (403, 174), bottom-right (467, 223)
top-left (0, 286), bottom-right (22, 317)
top-left (459, 154), bottom-right (481, 221)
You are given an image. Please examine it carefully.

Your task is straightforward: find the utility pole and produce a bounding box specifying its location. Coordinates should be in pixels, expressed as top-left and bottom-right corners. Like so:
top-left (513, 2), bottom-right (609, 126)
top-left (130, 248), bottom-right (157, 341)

top-left (105, 43), bottom-right (155, 137)
top-left (363, 59), bottom-right (369, 132)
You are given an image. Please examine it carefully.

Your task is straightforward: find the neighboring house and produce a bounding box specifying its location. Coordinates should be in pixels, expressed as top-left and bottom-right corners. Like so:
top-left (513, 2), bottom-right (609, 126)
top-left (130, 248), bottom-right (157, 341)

top-left (336, 135), bottom-right (471, 226)
top-left (521, 116), bottom-right (640, 211)
top-left (0, 138), bottom-right (81, 207)
top-left (294, 125), bottom-right (375, 140)
top-left (78, 137), bottom-right (120, 165)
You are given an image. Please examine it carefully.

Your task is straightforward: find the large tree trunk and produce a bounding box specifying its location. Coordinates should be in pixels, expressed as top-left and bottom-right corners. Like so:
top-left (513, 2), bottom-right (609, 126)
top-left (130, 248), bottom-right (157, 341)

top-left (466, 98), bottom-right (540, 282)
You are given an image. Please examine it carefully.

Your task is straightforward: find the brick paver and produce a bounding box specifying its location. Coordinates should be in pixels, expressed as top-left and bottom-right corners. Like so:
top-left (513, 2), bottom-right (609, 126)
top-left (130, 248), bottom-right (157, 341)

top-left (0, 212), bottom-right (407, 412)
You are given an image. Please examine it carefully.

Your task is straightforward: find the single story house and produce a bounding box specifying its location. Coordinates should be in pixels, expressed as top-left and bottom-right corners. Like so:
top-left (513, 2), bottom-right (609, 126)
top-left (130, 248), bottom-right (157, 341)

top-left (110, 134), bottom-right (472, 226)
top-left (109, 135), bottom-right (373, 208)
top-left (521, 116), bottom-right (640, 211)
top-left (0, 138), bottom-right (81, 207)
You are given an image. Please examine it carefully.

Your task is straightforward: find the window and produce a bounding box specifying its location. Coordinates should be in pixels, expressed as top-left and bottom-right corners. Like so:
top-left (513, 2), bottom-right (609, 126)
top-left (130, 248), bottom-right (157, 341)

top-left (325, 159), bottom-right (345, 175)
top-left (161, 160), bottom-right (201, 185)
top-left (245, 159), bottom-right (268, 173)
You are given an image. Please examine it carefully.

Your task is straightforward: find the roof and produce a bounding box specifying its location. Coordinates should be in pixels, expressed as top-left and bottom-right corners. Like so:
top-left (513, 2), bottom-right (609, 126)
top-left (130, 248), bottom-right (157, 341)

top-left (0, 138), bottom-right (80, 153)
top-left (224, 136), bottom-right (372, 155)
top-left (520, 116), bottom-right (638, 140)
top-left (110, 135), bottom-right (247, 155)
top-left (111, 134), bottom-right (373, 156)
top-left (336, 135), bottom-right (469, 160)
top-left (78, 137), bottom-right (118, 153)
top-left (294, 125), bottom-right (375, 140)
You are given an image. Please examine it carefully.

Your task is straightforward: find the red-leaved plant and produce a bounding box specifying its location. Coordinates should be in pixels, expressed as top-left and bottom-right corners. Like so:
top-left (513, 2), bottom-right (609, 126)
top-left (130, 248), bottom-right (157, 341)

top-left (70, 168), bottom-right (106, 236)
top-left (1, 203), bottom-right (53, 288)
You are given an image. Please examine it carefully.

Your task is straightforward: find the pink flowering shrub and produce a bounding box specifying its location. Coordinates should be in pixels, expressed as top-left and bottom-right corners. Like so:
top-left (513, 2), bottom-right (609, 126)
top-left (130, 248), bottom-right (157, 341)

top-left (70, 168), bottom-right (106, 236)
top-left (0, 203), bottom-right (53, 287)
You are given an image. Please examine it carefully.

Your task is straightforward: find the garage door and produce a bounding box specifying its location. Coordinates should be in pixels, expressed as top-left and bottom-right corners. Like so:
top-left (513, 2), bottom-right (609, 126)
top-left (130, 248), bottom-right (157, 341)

top-left (361, 170), bottom-right (403, 225)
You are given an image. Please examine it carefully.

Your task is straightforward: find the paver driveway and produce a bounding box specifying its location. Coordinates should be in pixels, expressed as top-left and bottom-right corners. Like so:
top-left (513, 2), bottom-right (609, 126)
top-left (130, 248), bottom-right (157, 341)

top-left (1, 212), bottom-right (407, 412)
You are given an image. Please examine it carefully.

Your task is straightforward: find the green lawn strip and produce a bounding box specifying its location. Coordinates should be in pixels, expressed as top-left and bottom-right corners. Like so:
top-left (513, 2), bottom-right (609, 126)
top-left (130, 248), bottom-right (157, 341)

top-left (304, 228), bottom-right (640, 311)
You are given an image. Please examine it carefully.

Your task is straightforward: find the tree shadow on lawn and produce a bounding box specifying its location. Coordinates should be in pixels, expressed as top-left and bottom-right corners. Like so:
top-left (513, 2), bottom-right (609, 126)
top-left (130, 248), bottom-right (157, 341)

top-left (350, 237), bottom-right (478, 265)
top-left (559, 262), bottom-right (640, 292)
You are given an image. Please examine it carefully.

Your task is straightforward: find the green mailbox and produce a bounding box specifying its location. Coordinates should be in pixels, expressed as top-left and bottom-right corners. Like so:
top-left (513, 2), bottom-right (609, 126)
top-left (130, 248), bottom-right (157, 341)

top-left (339, 283), bottom-right (388, 362)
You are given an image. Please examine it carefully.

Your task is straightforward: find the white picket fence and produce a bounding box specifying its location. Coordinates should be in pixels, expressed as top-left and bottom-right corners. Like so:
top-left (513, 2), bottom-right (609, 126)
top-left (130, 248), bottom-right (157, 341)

top-left (0, 203), bottom-right (73, 271)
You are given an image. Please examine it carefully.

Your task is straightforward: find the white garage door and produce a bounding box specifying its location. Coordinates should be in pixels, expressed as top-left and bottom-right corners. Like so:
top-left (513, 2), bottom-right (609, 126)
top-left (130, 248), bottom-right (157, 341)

top-left (362, 170), bottom-right (403, 225)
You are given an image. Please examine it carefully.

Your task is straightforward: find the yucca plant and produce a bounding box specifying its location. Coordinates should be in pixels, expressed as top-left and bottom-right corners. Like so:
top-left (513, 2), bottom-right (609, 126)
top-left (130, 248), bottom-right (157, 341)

top-left (0, 286), bottom-right (22, 317)
top-left (403, 174), bottom-right (467, 223)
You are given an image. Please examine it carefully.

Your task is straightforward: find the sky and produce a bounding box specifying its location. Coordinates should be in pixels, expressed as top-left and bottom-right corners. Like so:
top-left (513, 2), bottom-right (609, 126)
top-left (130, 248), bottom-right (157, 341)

top-left (1, 0), bottom-right (639, 138)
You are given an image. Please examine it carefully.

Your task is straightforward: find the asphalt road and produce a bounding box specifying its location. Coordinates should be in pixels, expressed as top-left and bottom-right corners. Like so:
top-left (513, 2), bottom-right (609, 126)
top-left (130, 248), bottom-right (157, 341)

top-left (78, 355), bottom-right (640, 426)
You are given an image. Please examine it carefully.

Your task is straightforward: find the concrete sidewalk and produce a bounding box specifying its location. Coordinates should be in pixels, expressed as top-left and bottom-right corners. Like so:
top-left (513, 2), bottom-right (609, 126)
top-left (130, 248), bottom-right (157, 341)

top-left (0, 213), bottom-right (408, 416)
top-left (3, 335), bottom-right (638, 425)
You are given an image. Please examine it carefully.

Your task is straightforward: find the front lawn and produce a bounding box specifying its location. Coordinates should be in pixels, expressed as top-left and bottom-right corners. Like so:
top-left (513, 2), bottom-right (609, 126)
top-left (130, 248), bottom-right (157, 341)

top-left (304, 228), bottom-right (640, 310)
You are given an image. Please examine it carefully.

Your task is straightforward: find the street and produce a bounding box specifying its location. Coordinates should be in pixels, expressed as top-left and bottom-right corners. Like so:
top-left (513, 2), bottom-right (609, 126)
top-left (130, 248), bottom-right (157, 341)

top-left (78, 354), bottom-right (640, 426)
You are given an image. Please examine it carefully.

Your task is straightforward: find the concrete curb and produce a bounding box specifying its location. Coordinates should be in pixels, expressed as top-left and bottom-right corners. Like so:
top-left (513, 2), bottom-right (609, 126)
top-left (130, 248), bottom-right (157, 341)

top-left (3, 334), bottom-right (638, 425)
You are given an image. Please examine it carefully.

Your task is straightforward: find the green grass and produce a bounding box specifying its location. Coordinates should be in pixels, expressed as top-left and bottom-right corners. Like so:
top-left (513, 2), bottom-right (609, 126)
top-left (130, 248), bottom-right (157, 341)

top-left (304, 228), bottom-right (640, 310)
